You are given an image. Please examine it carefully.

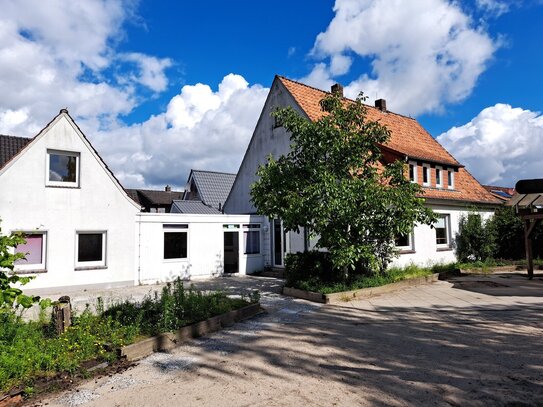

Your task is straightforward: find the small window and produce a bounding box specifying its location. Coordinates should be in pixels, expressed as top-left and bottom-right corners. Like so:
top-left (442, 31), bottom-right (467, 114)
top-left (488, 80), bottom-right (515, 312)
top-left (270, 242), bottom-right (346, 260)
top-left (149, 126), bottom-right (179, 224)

top-left (47, 150), bottom-right (80, 187)
top-left (395, 232), bottom-right (414, 251)
top-left (422, 165), bottom-right (430, 186)
top-left (408, 161), bottom-right (417, 183)
top-left (76, 232), bottom-right (106, 267)
top-left (434, 215), bottom-right (450, 247)
top-left (14, 232), bottom-right (47, 271)
top-left (243, 224), bottom-right (261, 255)
top-left (447, 170), bottom-right (455, 189)
top-left (164, 224), bottom-right (188, 260)
top-left (436, 166), bottom-right (443, 188)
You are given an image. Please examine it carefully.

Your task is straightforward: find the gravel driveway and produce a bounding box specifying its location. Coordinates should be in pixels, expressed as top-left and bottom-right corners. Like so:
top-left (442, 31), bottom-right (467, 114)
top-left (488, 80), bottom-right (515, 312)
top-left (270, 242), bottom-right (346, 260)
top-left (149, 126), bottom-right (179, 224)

top-left (34, 273), bottom-right (543, 406)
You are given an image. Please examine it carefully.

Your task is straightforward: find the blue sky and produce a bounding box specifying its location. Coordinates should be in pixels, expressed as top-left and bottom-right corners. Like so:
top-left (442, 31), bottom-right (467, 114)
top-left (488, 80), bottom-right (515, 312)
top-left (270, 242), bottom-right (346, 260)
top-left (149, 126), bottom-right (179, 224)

top-left (1, 0), bottom-right (542, 188)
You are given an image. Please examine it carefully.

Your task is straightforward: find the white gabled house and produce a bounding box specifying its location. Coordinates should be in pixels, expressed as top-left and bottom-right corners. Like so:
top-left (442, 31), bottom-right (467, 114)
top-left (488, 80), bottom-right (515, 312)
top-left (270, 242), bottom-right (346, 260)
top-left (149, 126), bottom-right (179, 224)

top-left (0, 110), bottom-right (266, 290)
top-left (224, 76), bottom-right (503, 269)
top-left (0, 110), bottom-right (141, 290)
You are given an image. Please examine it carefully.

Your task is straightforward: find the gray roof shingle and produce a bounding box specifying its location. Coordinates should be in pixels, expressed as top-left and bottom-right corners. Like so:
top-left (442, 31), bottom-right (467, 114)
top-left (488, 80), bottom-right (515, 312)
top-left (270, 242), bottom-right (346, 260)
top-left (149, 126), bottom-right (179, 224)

top-left (0, 135), bottom-right (32, 169)
top-left (188, 170), bottom-right (236, 209)
top-left (171, 200), bottom-right (222, 214)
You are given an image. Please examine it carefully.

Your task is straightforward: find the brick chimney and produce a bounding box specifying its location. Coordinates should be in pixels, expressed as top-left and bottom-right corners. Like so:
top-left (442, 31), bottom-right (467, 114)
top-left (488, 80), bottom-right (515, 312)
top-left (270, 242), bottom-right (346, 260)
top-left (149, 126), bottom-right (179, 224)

top-left (375, 99), bottom-right (387, 112)
top-left (165, 185), bottom-right (171, 192)
top-left (331, 83), bottom-right (344, 97)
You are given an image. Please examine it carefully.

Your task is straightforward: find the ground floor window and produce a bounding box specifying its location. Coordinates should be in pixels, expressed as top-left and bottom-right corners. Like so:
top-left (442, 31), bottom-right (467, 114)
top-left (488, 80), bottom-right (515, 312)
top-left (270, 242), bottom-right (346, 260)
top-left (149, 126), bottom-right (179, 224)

top-left (243, 224), bottom-right (261, 254)
top-left (76, 231), bottom-right (106, 267)
top-left (163, 224), bottom-right (188, 260)
top-left (14, 232), bottom-right (47, 271)
top-left (435, 215), bottom-right (451, 248)
top-left (395, 232), bottom-right (414, 252)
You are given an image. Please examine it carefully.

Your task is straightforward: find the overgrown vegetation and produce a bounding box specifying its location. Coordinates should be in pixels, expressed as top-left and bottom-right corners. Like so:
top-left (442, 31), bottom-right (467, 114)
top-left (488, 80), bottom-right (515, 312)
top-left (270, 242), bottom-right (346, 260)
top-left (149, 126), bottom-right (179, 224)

top-left (284, 251), bottom-right (457, 294)
top-left (251, 92), bottom-right (435, 277)
top-left (455, 207), bottom-right (543, 262)
top-left (0, 278), bottom-right (257, 394)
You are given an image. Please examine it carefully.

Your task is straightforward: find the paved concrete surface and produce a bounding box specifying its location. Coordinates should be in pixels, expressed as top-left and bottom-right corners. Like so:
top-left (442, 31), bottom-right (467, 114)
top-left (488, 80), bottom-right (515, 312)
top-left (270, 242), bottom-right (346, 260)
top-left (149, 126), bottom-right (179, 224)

top-left (35, 272), bottom-right (543, 407)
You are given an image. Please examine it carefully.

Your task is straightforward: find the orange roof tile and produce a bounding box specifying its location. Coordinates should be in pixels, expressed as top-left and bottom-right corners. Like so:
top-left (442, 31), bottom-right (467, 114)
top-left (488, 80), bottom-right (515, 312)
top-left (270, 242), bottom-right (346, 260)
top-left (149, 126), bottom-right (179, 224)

top-left (277, 76), bottom-right (501, 206)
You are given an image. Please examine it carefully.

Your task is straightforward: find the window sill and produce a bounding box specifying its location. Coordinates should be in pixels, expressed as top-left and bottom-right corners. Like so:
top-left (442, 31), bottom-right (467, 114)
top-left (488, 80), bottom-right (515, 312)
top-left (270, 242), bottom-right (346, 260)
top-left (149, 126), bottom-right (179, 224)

top-left (11, 269), bottom-right (47, 275)
top-left (436, 247), bottom-right (453, 252)
top-left (46, 185), bottom-right (80, 189)
top-left (163, 258), bottom-right (189, 263)
top-left (398, 250), bottom-right (416, 254)
top-left (74, 266), bottom-right (108, 271)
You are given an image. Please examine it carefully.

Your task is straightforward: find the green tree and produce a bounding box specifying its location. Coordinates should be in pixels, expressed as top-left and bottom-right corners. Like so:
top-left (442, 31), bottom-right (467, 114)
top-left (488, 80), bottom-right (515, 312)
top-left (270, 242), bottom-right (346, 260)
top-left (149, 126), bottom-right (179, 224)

top-left (251, 92), bottom-right (435, 276)
top-left (455, 212), bottom-right (495, 262)
top-left (0, 224), bottom-right (41, 311)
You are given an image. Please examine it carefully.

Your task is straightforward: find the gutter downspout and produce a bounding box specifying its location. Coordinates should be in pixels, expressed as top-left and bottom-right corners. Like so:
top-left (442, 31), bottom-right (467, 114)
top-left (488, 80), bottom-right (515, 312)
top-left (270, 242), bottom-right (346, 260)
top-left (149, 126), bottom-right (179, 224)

top-left (137, 213), bottom-right (142, 285)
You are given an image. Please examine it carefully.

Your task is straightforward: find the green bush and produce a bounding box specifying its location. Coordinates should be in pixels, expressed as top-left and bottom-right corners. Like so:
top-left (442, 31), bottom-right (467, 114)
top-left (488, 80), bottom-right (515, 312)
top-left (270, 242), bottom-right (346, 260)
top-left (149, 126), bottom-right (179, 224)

top-left (104, 278), bottom-right (250, 336)
top-left (284, 251), bottom-right (335, 288)
top-left (455, 213), bottom-right (495, 262)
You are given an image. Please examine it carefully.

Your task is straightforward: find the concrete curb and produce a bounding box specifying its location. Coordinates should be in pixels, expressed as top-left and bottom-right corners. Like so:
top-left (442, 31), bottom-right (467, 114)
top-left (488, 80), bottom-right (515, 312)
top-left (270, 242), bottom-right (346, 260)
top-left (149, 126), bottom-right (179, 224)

top-left (283, 273), bottom-right (450, 304)
top-left (120, 302), bottom-right (261, 361)
top-left (459, 265), bottom-right (541, 273)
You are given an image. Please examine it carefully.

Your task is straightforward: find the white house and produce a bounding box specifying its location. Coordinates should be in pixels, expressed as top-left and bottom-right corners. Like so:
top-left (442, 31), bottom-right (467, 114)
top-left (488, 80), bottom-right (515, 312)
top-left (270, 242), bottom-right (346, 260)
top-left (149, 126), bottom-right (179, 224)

top-left (0, 110), bottom-right (141, 290)
top-left (0, 110), bottom-right (267, 290)
top-left (224, 76), bottom-right (502, 268)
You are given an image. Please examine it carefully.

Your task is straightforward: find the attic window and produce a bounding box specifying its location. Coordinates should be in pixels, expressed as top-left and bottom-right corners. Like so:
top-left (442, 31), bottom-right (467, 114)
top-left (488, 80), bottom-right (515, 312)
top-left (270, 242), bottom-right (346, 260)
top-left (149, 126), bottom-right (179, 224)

top-left (46, 150), bottom-right (80, 187)
top-left (436, 166), bottom-right (443, 188)
top-left (447, 170), bottom-right (455, 190)
top-left (422, 164), bottom-right (430, 186)
top-left (408, 161), bottom-right (417, 183)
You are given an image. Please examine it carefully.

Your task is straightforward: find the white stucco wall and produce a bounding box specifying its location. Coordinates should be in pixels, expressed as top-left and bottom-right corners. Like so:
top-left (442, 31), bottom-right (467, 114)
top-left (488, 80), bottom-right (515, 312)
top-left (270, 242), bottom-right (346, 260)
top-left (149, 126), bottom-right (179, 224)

top-left (390, 203), bottom-right (496, 268)
top-left (225, 78), bottom-right (306, 214)
top-left (136, 213), bottom-right (267, 284)
top-left (0, 113), bottom-right (140, 290)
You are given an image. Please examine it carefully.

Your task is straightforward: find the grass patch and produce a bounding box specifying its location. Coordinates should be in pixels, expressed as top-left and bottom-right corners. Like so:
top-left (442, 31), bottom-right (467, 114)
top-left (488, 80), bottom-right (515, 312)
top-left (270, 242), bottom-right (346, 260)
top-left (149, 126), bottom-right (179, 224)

top-left (291, 263), bottom-right (458, 294)
top-left (0, 278), bottom-right (258, 394)
top-left (458, 258), bottom-right (543, 271)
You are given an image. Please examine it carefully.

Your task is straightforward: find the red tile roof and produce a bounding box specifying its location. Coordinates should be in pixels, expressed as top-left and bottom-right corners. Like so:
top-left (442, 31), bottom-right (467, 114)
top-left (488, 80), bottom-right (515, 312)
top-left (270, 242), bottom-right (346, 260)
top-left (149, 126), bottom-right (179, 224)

top-left (277, 76), bottom-right (501, 205)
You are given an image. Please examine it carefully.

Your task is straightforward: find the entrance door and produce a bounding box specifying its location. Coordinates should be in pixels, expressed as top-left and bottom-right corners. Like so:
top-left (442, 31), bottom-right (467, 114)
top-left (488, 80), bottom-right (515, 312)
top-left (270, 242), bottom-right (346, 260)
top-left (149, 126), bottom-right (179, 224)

top-left (273, 219), bottom-right (286, 267)
top-left (224, 231), bottom-right (239, 273)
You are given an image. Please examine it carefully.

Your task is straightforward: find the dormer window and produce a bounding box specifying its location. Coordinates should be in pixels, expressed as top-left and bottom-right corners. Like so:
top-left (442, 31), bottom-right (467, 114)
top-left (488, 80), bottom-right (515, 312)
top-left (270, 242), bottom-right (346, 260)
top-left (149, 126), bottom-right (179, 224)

top-left (422, 164), bottom-right (430, 187)
top-left (408, 161), bottom-right (417, 183)
top-left (436, 166), bottom-right (443, 188)
top-left (447, 170), bottom-right (455, 189)
top-left (46, 150), bottom-right (80, 187)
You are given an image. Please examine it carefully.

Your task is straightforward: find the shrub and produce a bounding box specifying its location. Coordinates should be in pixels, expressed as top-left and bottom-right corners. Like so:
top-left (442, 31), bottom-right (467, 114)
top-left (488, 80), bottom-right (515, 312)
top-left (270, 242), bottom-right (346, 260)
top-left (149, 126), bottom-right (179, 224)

top-left (455, 213), bottom-right (495, 262)
top-left (284, 251), bottom-right (334, 288)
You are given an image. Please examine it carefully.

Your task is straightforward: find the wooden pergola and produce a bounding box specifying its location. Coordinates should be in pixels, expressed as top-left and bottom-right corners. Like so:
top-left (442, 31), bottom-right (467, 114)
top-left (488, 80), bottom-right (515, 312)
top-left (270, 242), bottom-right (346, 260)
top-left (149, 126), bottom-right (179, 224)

top-left (506, 179), bottom-right (543, 279)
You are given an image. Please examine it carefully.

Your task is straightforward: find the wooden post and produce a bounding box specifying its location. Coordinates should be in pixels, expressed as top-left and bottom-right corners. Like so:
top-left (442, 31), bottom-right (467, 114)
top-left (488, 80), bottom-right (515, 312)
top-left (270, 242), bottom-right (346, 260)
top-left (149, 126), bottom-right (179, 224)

top-left (525, 220), bottom-right (534, 280)
top-left (53, 295), bottom-right (72, 335)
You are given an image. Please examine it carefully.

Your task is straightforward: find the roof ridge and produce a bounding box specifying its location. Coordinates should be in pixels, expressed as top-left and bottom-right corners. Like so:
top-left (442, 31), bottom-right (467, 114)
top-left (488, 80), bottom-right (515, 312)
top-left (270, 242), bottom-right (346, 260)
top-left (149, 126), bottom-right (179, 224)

top-left (277, 75), bottom-right (419, 122)
top-left (192, 169), bottom-right (236, 176)
top-left (0, 134), bottom-right (32, 140)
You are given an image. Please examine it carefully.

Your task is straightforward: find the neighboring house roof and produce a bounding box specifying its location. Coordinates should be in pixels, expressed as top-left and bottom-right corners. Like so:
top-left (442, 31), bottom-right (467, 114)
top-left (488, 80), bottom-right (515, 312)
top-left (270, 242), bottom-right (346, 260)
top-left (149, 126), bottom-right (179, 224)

top-left (0, 135), bottom-right (32, 169)
top-left (184, 169), bottom-right (236, 209)
top-left (483, 185), bottom-right (516, 201)
top-left (276, 76), bottom-right (501, 206)
top-left (171, 200), bottom-right (222, 214)
top-left (126, 188), bottom-right (182, 206)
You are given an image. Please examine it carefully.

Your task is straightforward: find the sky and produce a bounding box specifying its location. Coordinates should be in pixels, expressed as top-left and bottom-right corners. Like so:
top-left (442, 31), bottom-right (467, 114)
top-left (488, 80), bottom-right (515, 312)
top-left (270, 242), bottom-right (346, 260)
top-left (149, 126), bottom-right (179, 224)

top-left (1, 0), bottom-right (542, 189)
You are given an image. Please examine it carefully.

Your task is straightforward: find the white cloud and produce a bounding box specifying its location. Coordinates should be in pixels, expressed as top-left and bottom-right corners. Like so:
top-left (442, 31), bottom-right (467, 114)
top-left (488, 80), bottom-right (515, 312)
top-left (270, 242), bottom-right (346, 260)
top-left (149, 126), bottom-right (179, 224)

top-left (303, 0), bottom-right (497, 116)
top-left (437, 104), bottom-right (543, 186)
top-left (120, 52), bottom-right (173, 92)
top-left (0, 0), bottom-right (171, 136)
top-left (89, 74), bottom-right (269, 189)
top-left (476, 0), bottom-right (510, 17)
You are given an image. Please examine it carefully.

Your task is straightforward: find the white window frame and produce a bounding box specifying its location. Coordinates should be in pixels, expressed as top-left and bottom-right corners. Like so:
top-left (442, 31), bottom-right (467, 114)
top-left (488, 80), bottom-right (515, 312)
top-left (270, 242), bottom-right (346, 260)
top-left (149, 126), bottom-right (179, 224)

top-left (46, 149), bottom-right (80, 188)
top-left (408, 161), bottom-right (418, 183)
top-left (395, 231), bottom-right (415, 252)
top-left (13, 231), bottom-right (47, 272)
top-left (75, 231), bottom-right (107, 268)
top-left (242, 224), bottom-right (261, 256)
top-left (435, 166), bottom-right (443, 188)
top-left (163, 224), bottom-right (189, 261)
top-left (434, 214), bottom-right (451, 249)
top-left (422, 164), bottom-right (431, 187)
top-left (447, 169), bottom-right (455, 190)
